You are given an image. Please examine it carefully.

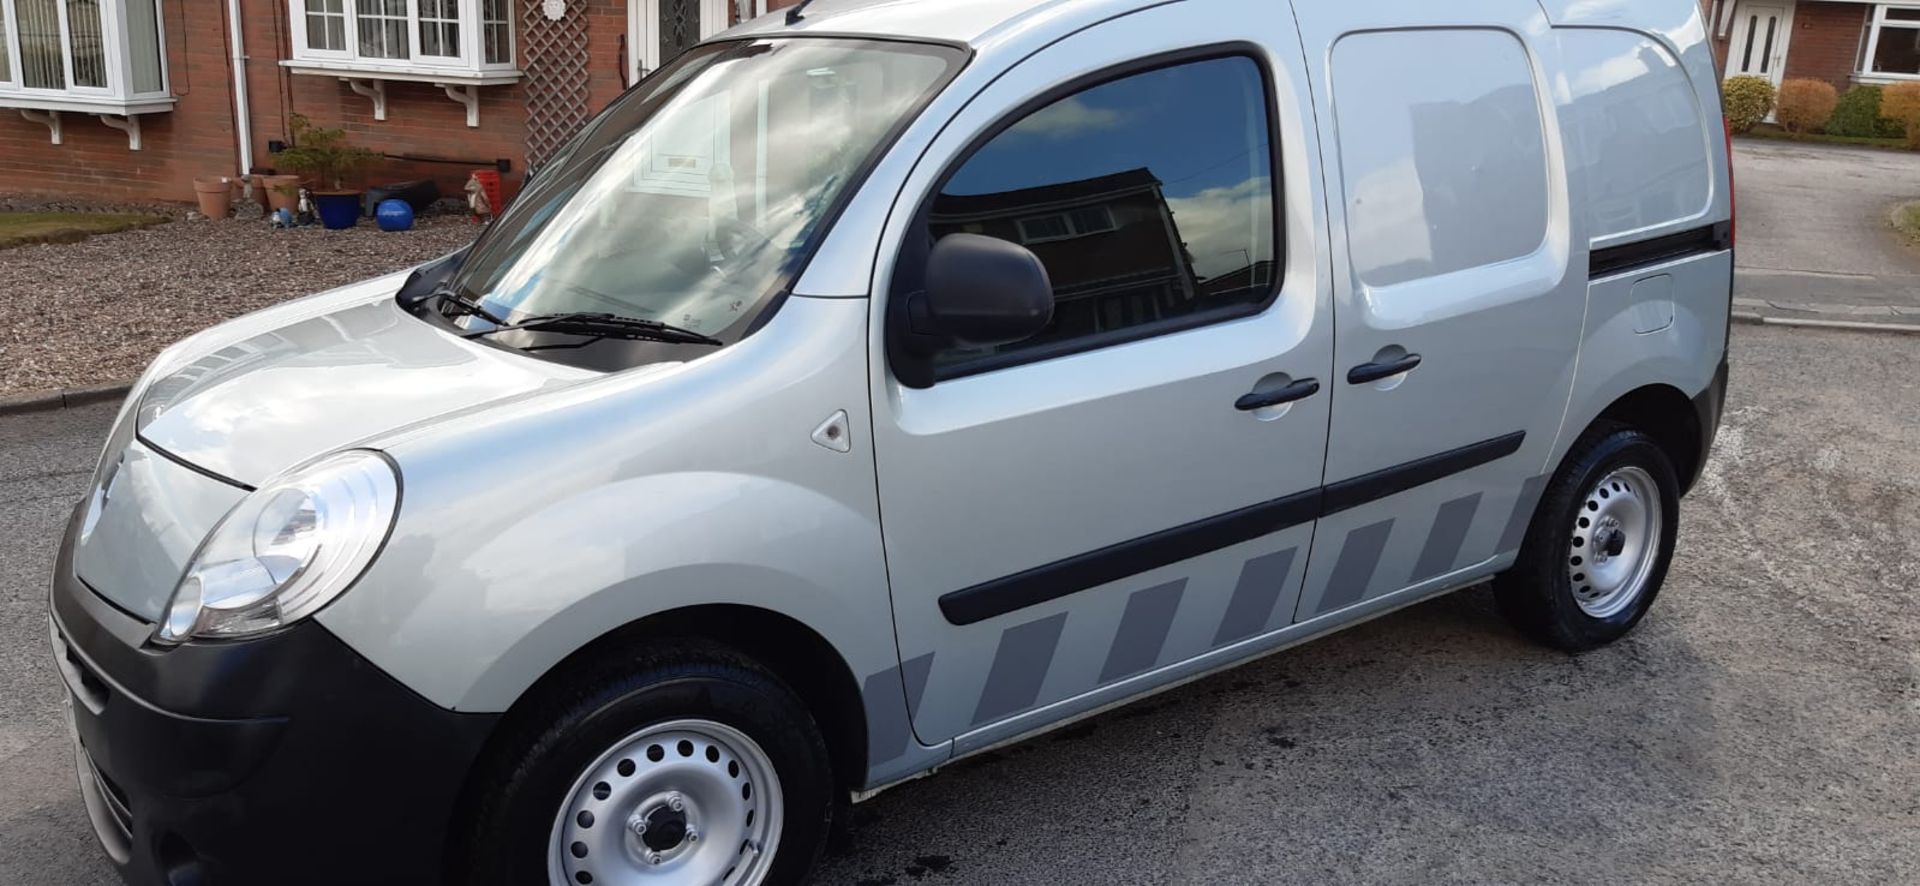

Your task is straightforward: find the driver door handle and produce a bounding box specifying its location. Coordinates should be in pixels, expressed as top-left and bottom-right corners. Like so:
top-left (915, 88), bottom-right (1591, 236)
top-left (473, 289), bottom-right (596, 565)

top-left (1348, 353), bottom-right (1422, 385)
top-left (1236, 378), bottom-right (1320, 411)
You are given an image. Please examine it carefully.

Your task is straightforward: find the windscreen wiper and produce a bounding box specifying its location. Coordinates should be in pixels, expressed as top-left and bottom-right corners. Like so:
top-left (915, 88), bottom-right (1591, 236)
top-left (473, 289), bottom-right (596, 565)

top-left (462, 312), bottom-right (724, 348)
top-left (422, 287), bottom-right (508, 325)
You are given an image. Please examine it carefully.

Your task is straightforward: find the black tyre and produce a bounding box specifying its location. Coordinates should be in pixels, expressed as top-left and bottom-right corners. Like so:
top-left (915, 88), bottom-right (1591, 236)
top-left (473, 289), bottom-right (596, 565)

top-left (455, 641), bottom-right (836, 886)
top-left (1495, 424), bottom-right (1680, 652)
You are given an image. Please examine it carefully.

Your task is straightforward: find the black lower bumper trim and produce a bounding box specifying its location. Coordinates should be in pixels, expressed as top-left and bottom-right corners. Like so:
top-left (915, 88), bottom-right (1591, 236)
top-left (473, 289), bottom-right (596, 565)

top-left (49, 504), bottom-right (498, 885)
top-left (1686, 356), bottom-right (1730, 494)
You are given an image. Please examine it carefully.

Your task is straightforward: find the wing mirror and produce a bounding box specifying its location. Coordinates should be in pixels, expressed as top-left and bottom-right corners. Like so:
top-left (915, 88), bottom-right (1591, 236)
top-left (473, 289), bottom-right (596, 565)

top-left (890, 233), bottom-right (1055, 389)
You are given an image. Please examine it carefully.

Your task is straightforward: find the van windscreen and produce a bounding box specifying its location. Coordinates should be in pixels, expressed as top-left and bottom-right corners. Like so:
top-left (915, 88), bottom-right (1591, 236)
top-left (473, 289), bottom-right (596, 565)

top-left (440, 38), bottom-right (962, 367)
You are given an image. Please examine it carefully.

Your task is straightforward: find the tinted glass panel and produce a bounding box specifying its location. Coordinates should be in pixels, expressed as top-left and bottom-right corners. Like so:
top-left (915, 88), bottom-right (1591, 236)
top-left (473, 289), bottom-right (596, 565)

top-left (930, 56), bottom-right (1277, 366)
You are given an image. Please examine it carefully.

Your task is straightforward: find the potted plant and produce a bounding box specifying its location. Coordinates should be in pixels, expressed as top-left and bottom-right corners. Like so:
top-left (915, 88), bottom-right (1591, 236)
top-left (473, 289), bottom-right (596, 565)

top-left (274, 114), bottom-right (379, 229)
top-left (253, 171), bottom-right (303, 214)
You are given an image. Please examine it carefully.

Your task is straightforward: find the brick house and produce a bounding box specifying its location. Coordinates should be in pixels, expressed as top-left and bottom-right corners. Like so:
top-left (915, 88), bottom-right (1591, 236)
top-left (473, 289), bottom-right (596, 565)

top-left (0, 0), bottom-right (805, 204)
top-left (1703, 1), bottom-right (1920, 94)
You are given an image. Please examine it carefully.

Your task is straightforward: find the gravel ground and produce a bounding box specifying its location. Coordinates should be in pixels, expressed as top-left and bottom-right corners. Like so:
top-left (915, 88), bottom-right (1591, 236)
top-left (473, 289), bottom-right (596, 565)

top-left (0, 200), bottom-right (477, 396)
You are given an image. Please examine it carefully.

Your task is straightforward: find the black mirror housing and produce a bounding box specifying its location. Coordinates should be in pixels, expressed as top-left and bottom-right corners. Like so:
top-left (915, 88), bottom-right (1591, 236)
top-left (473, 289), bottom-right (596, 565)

top-left (888, 233), bottom-right (1054, 389)
top-left (924, 233), bottom-right (1054, 347)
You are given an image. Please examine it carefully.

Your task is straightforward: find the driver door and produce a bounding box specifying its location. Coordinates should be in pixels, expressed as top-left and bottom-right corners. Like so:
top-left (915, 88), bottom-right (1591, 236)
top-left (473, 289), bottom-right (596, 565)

top-left (866, 3), bottom-right (1334, 754)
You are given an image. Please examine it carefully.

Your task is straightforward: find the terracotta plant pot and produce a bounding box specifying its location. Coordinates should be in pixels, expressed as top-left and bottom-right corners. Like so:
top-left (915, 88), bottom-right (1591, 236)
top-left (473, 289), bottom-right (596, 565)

top-left (245, 174), bottom-right (272, 211)
top-left (258, 174), bottom-right (303, 213)
top-left (193, 176), bottom-right (233, 219)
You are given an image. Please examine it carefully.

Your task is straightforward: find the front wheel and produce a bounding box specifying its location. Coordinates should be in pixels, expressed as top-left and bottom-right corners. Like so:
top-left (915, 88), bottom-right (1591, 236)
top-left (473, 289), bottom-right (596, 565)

top-left (1495, 425), bottom-right (1680, 651)
top-left (456, 642), bottom-right (835, 886)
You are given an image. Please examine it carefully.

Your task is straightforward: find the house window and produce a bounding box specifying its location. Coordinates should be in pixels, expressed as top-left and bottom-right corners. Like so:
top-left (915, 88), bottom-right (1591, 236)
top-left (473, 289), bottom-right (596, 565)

top-left (304, 0), bottom-right (346, 52)
top-left (355, 0), bottom-right (407, 60)
top-left (0, 0), bottom-right (172, 113)
top-left (418, 0), bottom-right (458, 58)
top-left (289, 0), bottom-right (516, 72)
top-left (1864, 6), bottom-right (1920, 78)
top-left (1015, 205), bottom-right (1118, 244)
top-left (481, 0), bottom-right (509, 65)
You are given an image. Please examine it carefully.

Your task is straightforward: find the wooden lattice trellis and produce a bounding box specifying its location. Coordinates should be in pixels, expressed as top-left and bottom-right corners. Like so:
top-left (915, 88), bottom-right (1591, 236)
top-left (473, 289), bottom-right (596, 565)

top-left (520, 0), bottom-right (593, 168)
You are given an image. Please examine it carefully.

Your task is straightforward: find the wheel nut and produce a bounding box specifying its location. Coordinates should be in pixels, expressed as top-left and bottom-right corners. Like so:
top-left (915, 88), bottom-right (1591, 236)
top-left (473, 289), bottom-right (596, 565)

top-left (666, 792), bottom-right (685, 812)
top-left (685, 826), bottom-right (699, 843)
top-left (629, 816), bottom-right (647, 837)
top-left (645, 850), bottom-right (663, 865)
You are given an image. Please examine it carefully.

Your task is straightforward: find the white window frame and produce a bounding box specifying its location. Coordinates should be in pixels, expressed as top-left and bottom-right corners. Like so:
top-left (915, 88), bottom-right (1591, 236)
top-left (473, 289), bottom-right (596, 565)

top-left (0, 0), bottom-right (173, 118)
top-left (1018, 205), bottom-right (1118, 245)
top-left (415, 0), bottom-right (463, 63)
top-left (1859, 3), bottom-right (1920, 82)
top-left (477, 0), bottom-right (510, 66)
top-left (286, 0), bottom-right (517, 78)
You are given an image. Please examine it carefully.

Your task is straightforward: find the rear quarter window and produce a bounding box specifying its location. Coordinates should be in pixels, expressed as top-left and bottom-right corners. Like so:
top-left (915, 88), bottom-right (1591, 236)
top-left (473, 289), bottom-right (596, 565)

top-left (1329, 29), bottom-right (1550, 288)
top-left (1559, 29), bottom-right (1713, 242)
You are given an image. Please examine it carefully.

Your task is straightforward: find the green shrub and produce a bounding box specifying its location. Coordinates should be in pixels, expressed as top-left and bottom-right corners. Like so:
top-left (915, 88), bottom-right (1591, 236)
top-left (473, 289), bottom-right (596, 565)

top-left (1723, 76), bottom-right (1775, 134)
top-left (1883, 82), bottom-right (1920, 148)
top-left (1826, 85), bottom-right (1907, 139)
top-left (274, 114), bottom-right (379, 192)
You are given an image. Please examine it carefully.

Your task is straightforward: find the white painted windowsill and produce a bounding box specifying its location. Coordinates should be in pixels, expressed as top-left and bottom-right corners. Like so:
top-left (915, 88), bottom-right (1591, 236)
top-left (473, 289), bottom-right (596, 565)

top-left (0, 92), bottom-right (175, 115)
top-left (280, 60), bottom-right (523, 86)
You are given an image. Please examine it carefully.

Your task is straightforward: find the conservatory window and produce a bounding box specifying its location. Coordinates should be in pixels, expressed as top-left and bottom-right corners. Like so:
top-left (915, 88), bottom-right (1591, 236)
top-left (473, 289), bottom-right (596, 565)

top-left (305, 0), bottom-right (346, 52)
top-left (419, 0), bottom-right (458, 58)
top-left (288, 0), bottom-right (517, 71)
top-left (481, 0), bottom-right (509, 65)
top-left (0, 0), bottom-right (175, 128)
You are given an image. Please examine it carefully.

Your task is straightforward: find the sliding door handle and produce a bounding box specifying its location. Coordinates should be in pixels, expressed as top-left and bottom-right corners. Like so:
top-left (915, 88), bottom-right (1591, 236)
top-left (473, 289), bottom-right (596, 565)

top-left (1236, 378), bottom-right (1320, 411)
top-left (1348, 354), bottom-right (1422, 385)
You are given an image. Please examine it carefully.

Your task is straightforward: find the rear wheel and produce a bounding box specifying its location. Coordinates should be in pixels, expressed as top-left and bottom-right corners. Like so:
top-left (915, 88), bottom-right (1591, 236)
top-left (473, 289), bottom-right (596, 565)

top-left (1495, 425), bottom-right (1679, 651)
top-left (458, 642), bottom-right (835, 886)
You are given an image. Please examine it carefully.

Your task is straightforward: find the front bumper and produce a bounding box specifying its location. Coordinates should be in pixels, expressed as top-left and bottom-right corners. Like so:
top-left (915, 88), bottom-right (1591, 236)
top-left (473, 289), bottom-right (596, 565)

top-left (48, 504), bottom-right (498, 885)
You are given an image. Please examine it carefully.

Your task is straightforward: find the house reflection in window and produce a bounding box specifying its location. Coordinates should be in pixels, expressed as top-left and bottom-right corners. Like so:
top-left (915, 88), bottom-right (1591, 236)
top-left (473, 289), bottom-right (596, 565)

top-left (934, 168), bottom-right (1205, 342)
top-left (931, 166), bottom-right (1273, 355)
top-left (922, 55), bottom-right (1278, 368)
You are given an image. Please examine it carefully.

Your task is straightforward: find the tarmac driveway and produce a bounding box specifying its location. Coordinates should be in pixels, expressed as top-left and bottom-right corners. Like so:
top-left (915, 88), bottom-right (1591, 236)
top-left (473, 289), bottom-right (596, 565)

top-left (3, 324), bottom-right (1918, 884)
top-left (1733, 139), bottom-right (1920, 315)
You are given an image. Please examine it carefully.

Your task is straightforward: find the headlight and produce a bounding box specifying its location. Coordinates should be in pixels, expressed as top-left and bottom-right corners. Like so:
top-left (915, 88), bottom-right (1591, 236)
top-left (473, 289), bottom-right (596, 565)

top-left (155, 450), bottom-right (399, 645)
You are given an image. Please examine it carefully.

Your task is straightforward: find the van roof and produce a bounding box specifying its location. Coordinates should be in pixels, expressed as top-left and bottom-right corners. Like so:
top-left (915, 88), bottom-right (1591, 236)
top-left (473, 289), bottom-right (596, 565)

top-left (726, 0), bottom-right (1706, 46)
top-left (723, 0), bottom-right (1148, 48)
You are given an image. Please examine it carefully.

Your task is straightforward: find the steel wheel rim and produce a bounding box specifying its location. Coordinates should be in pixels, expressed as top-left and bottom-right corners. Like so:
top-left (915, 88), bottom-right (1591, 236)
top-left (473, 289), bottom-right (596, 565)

top-left (549, 719), bottom-right (782, 886)
top-left (1567, 466), bottom-right (1661, 619)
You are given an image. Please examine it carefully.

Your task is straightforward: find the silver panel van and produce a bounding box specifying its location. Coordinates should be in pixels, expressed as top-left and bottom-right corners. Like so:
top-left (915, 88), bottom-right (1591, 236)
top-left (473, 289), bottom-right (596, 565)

top-left (48, 0), bottom-right (1733, 882)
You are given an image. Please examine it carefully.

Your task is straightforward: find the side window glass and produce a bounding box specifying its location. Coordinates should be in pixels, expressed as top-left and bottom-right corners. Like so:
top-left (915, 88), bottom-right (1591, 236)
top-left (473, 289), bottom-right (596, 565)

top-left (930, 56), bottom-right (1278, 368)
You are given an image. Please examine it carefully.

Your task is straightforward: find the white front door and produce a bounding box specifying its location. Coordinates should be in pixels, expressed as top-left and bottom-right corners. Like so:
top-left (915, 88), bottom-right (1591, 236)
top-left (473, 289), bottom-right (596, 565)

top-left (628, 0), bottom-right (741, 83)
top-left (1727, 2), bottom-right (1795, 87)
